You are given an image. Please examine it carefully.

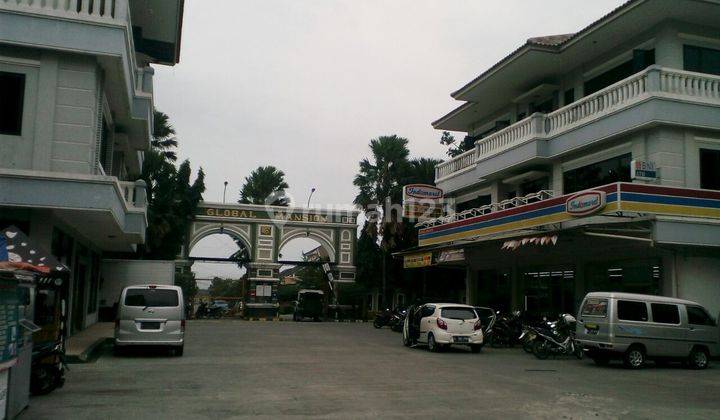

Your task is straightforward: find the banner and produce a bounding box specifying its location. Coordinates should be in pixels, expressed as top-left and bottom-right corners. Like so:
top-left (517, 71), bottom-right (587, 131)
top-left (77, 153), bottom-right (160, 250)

top-left (403, 253), bottom-right (432, 269)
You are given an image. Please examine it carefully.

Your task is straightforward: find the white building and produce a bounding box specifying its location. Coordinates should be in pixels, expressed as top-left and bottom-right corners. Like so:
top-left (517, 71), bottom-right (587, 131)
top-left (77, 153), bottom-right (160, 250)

top-left (0, 0), bottom-right (184, 333)
top-left (404, 0), bottom-right (720, 317)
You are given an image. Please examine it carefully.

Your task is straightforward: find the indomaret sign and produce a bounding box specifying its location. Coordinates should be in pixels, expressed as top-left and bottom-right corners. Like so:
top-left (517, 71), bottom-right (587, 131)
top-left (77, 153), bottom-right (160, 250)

top-left (402, 184), bottom-right (443, 220)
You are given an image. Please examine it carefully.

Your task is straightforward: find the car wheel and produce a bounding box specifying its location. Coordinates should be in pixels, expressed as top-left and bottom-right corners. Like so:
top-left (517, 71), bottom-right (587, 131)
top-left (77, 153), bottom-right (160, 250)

top-left (174, 345), bottom-right (184, 357)
top-left (623, 346), bottom-right (645, 369)
top-left (532, 340), bottom-right (550, 360)
top-left (470, 344), bottom-right (482, 353)
top-left (427, 333), bottom-right (440, 352)
top-left (688, 347), bottom-right (709, 370)
top-left (373, 319), bottom-right (382, 329)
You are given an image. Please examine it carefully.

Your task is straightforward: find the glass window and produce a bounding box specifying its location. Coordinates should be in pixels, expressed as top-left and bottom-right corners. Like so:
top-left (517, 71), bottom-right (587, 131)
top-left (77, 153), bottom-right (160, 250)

top-left (564, 88), bottom-right (575, 106)
top-left (651, 303), bottom-right (680, 324)
top-left (124, 289), bottom-right (179, 307)
top-left (456, 195), bottom-right (491, 213)
top-left (0, 71), bottom-right (25, 136)
top-left (700, 149), bottom-right (720, 190)
top-left (684, 45), bottom-right (720, 76)
top-left (581, 298), bottom-right (608, 317)
top-left (687, 306), bottom-right (716, 326)
top-left (584, 50), bottom-right (653, 96)
top-left (617, 300), bottom-right (648, 322)
top-left (563, 153), bottom-right (631, 194)
top-left (441, 307), bottom-right (477, 320)
top-left (421, 305), bottom-right (435, 318)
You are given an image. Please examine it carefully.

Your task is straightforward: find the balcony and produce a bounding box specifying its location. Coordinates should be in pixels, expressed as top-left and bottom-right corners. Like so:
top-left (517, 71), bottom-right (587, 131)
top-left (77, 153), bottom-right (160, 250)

top-left (435, 66), bottom-right (720, 185)
top-left (0, 169), bottom-right (147, 251)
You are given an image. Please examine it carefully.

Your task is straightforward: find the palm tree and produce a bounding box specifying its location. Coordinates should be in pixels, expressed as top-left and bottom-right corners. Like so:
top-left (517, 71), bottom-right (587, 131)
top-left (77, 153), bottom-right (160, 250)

top-left (239, 166), bottom-right (290, 206)
top-left (406, 157), bottom-right (443, 186)
top-left (152, 110), bottom-right (178, 162)
top-left (353, 135), bottom-right (410, 215)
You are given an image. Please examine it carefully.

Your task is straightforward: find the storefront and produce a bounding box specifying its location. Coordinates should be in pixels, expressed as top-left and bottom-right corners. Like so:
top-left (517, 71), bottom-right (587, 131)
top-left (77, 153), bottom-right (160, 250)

top-left (406, 183), bottom-right (720, 318)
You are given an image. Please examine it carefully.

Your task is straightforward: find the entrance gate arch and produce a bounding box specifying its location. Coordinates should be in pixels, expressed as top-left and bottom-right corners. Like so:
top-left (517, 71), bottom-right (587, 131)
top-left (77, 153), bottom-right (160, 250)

top-left (181, 202), bottom-right (359, 317)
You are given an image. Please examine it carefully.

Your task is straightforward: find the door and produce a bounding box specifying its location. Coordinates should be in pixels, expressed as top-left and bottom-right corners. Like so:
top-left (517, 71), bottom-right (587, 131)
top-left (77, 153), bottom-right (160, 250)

top-left (418, 305), bottom-right (435, 343)
top-left (685, 305), bottom-right (719, 355)
top-left (648, 302), bottom-right (684, 357)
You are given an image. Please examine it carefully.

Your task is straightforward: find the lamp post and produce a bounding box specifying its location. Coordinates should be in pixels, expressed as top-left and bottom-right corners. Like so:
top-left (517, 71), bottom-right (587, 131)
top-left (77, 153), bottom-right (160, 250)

top-left (223, 181), bottom-right (229, 204)
top-left (306, 187), bottom-right (316, 208)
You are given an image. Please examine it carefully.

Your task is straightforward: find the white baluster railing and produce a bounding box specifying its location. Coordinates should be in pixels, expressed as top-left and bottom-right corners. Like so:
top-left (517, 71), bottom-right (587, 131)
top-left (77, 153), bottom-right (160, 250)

top-left (435, 66), bottom-right (720, 184)
top-left (0, 0), bottom-right (128, 24)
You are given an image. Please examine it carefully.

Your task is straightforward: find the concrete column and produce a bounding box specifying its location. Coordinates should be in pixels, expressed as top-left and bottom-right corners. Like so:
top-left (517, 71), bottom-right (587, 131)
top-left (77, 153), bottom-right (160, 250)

top-left (464, 265), bottom-right (475, 305)
top-left (574, 260), bottom-right (586, 313)
top-left (654, 25), bottom-right (683, 69)
top-left (511, 262), bottom-right (520, 311)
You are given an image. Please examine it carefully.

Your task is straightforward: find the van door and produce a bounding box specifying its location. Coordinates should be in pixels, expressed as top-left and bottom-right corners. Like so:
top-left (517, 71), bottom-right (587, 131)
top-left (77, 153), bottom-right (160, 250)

top-left (686, 305), bottom-right (719, 355)
top-left (648, 303), bottom-right (684, 357)
top-left (576, 297), bottom-right (610, 343)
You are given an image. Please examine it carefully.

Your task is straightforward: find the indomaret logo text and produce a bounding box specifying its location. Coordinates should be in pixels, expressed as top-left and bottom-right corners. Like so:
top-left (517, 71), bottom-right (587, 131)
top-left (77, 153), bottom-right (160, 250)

top-left (565, 191), bottom-right (606, 216)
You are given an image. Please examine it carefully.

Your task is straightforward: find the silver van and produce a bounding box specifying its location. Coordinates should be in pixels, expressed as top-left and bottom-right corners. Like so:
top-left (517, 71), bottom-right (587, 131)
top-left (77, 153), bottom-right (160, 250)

top-left (576, 292), bottom-right (718, 369)
top-left (115, 285), bottom-right (185, 356)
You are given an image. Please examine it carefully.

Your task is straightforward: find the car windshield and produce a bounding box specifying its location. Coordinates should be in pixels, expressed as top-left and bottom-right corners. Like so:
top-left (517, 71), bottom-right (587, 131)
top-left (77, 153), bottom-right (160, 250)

top-left (441, 307), bottom-right (477, 320)
top-left (581, 298), bottom-right (608, 317)
top-left (124, 289), bottom-right (179, 307)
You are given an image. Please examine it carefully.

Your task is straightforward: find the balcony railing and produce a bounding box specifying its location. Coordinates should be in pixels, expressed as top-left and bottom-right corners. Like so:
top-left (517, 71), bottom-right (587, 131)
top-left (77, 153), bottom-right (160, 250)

top-left (435, 66), bottom-right (720, 183)
top-left (118, 180), bottom-right (147, 209)
top-left (0, 0), bottom-right (129, 24)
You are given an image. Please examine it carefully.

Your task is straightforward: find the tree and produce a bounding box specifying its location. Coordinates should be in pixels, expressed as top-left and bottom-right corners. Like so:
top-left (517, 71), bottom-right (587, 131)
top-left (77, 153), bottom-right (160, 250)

top-left (209, 277), bottom-right (243, 298)
top-left (152, 110), bottom-right (179, 162)
top-left (239, 166), bottom-right (290, 206)
top-left (406, 157), bottom-right (443, 185)
top-left (175, 271), bottom-right (200, 305)
top-left (439, 130), bottom-right (475, 158)
top-left (139, 111), bottom-right (206, 260)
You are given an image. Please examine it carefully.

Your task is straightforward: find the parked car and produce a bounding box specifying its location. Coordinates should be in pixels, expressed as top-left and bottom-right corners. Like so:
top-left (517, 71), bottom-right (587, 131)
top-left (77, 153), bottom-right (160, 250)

top-left (402, 303), bottom-right (483, 352)
top-left (115, 285), bottom-right (185, 356)
top-left (293, 289), bottom-right (324, 321)
top-left (576, 292), bottom-right (719, 369)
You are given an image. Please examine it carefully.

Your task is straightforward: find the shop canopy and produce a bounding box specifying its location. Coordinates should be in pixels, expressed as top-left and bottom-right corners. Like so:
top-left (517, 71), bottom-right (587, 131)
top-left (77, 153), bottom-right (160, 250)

top-left (0, 226), bottom-right (68, 277)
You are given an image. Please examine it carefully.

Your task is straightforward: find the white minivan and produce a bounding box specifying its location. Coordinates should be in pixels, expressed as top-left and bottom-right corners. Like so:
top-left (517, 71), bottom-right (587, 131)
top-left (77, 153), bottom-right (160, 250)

top-left (115, 285), bottom-right (185, 356)
top-left (576, 292), bottom-right (719, 369)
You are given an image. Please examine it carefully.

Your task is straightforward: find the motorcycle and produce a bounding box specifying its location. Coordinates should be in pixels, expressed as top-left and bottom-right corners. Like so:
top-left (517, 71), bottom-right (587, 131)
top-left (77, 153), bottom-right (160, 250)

top-left (30, 342), bottom-right (67, 395)
top-left (373, 307), bottom-right (404, 329)
top-left (195, 302), bottom-right (227, 319)
top-left (390, 307), bottom-right (408, 332)
top-left (531, 313), bottom-right (583, 360)
top-left (487, 310), bottom-right (523, 348)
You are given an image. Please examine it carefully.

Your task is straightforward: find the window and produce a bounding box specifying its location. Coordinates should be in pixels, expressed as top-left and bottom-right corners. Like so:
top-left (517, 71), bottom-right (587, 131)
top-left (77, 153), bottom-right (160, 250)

top-left (563, 88), bottom-right (575, 106)
top-left (441, 307), bottom-right (477, 320)
top-left (456, 194), bottom-right (491, 213)
top-left (617, 300), bottom-right (648, 322)
top-left (530, 98), bottom-right (554, 114)
top-left (684, 45), bottom-right (720, 76)
top-left (563, 153), bottom-right (631, 194)
top-left (700, 148), bottom-right (720, 190)
top-left (584, 50), bottom-right (654, 95)
top-left (124, 289), bottom-right (179, 307)
top-left (687, 306), bottom-right (716, 326)
top-left (420, 305), bottom-right (435, 318)
top-left (99, 119), bottom-right (111, 172)
top-left (519, 177), bottom-right (549, 196)
top-left (581, 298), bottom-right (608, 317)
top-left (0, 71), bottom-right (25, 135)
top-left (651, 303), bottom-right (680, 324)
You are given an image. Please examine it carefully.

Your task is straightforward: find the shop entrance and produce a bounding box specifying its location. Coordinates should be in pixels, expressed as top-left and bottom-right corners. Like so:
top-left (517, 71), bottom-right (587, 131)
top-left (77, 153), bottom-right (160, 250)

top-left (521, 268), bottom-right (575, 319)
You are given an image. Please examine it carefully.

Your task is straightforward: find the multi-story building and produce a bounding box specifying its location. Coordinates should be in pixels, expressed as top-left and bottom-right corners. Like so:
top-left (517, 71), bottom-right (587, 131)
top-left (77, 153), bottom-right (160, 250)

top-left (0, 0), bottom-right (184, 333)
top-left (405, 0), bottom-right (720, 317)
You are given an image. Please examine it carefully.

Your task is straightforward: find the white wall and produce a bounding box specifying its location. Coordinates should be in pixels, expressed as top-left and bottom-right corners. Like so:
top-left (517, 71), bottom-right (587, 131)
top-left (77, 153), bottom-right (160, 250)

top-left (675, 256), bottom-right (720, 319)
top-left (100, 260), bottom-right (175, 307)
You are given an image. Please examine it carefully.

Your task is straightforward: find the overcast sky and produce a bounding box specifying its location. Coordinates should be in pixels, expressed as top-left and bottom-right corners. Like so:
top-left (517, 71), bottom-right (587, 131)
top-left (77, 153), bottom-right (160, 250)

top-left (154, 0), bottom-right (626, 278)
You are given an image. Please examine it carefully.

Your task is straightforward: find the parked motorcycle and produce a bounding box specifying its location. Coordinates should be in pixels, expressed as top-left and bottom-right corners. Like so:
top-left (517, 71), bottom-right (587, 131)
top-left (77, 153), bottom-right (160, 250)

top-left (373, 307), bottom-right (404, 329)
top-left (390, 307), bottom-right (408, 332)
top-left (30, 342), bottom-right (67, 395)
top-left (195, 302), bottom-right (227, 319)
top-left (531, 313), bottom-right (583, 359)
top-left (486, 310), bottom-right (523, 348)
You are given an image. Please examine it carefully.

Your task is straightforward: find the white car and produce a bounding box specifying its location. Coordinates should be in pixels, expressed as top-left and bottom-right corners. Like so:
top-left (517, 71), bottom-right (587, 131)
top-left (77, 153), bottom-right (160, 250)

top-left (402, 303), bottom-right (484, 352)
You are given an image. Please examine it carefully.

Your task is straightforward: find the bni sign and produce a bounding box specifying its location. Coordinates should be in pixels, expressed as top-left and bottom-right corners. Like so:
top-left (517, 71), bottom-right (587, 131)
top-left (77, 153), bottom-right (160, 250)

top-left (631, 159), bottom-right (658, 181)
top-left (566, 191), bottom-right (606, 216)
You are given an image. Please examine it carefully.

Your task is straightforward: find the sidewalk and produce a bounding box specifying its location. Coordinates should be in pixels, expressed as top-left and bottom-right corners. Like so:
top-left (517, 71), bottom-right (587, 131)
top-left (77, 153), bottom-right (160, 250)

top-left (66, 322), bottom-right (114, 363)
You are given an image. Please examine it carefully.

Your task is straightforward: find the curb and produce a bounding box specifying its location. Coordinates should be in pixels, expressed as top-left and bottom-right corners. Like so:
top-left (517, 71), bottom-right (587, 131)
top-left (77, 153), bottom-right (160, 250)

top-left (66, 337), bottom-right (113, 363)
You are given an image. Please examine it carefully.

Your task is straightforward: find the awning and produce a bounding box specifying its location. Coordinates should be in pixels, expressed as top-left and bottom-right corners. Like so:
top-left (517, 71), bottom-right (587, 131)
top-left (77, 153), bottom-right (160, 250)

top-left (0, 226), bottom-right (68, 275)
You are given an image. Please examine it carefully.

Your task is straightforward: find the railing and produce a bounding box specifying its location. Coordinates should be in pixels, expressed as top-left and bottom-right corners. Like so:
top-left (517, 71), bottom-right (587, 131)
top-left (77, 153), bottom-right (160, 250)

top-left (435, 66), bottom-right (720, 183)
top-left (0, 0), bottom-right (128, 24)
top-left (118, 180), bottom-right (147, 208)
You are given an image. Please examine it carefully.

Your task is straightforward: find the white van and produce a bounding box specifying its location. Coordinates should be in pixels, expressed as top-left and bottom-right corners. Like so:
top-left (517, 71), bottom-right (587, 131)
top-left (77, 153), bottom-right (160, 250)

top-left (576, 292), bottom-right (719, 369)
top-left (114, 285), bottom-right (185, 356)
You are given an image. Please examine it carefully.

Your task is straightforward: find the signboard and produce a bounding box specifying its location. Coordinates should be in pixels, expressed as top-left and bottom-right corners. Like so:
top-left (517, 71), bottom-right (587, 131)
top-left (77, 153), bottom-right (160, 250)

top-left (198, 207), bottom-right (357, 225)
top-left (566, 191), bottom-right (606, 216)
top-left (631, 159), bottom-right (658, 181)
top-left (436, 249), bottom-right (464, 263)
top-left (402, 184), bottom-right (443, 220)
top-left (0, 279), bottom-right (19, 364)
top-left (403, 253), bottom-right (432, 269)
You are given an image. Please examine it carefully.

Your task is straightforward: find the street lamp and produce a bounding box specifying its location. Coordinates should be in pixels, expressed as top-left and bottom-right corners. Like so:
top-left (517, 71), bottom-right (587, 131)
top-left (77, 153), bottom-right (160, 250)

top-left (222, 181), bottom-right (229, 204)
top-left (306, 187), bottom-right (316, 208)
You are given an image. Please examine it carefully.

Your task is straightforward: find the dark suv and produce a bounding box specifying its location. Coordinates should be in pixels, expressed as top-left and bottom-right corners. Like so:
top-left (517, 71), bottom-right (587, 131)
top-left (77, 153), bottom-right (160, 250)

top-left (293, 290), bottom-right (324, 321)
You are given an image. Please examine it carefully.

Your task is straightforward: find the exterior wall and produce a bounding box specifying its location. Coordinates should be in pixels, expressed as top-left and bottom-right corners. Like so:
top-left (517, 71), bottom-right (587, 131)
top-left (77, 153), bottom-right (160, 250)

top-left (675, 256), bottom-right (720, 318)
top-left (99, 260), bottom-right (176, 309)
top-left (0, 47), bottom-right (100, 175)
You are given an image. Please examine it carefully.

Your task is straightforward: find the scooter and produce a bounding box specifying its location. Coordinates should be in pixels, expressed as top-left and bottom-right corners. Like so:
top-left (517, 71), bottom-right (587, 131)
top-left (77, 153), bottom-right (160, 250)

top-left (30, 342), bottom-right (67, 395)
top-left (531, 314), bottom-right (583, 360)
top-left (373, 308), bottom-right (403, 329)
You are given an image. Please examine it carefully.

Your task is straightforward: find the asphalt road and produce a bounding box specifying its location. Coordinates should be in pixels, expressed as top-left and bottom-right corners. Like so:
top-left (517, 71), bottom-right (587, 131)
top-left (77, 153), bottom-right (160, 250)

top-left (22, 321), bottom-right (720, 419)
